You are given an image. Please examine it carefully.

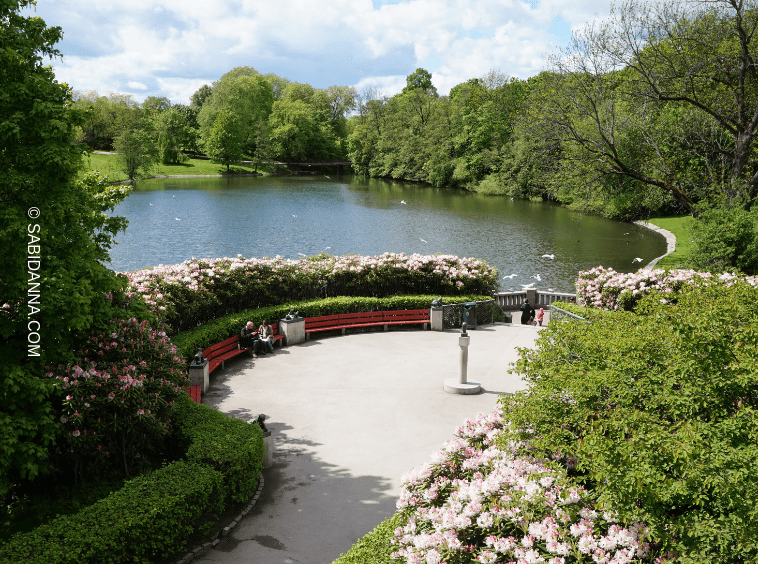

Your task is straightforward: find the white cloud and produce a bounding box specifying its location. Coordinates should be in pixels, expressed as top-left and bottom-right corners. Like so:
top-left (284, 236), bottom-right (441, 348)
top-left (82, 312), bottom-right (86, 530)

top-left (25, 0), bottom-right (616, 102)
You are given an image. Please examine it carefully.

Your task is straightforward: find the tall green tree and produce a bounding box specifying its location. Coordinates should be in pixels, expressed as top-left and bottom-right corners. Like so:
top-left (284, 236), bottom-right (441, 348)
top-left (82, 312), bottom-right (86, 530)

top-left (197, 67), bottom-right (274, 157)
top-left (114, 122), bottom-right (160, 179)
top-left (0, 0), bottom-right (129, 496)
top-left (205, 110), bottom-right (244, 171)
top-left (531, 0), bottom-right (758, 216)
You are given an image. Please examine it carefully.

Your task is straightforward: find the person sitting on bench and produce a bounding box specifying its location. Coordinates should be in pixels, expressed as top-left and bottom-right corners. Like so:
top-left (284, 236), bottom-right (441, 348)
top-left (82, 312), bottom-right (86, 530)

top-left (258, 319), bottom-right (275, 353)
top-left (240, 321), bottom-right (261, 357)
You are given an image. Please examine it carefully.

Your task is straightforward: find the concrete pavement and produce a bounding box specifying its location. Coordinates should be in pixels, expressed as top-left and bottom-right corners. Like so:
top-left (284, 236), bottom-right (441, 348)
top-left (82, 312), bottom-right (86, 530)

top-left (196, 323), bottom-right (542, 564)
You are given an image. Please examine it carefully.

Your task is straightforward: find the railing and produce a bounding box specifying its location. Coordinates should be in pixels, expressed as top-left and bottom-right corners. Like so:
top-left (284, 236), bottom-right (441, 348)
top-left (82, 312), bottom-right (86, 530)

top-left (441, 300), bottom-right (499, 330)
top-left (493, 290), bottom-right (576, 311)
top-left (549, 305), bottom-right (590, 325)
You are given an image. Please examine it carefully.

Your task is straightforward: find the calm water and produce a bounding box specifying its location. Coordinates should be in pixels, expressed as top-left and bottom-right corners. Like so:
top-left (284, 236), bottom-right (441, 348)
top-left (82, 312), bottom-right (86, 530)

top-left (107, 175), bottom-right (666, 293)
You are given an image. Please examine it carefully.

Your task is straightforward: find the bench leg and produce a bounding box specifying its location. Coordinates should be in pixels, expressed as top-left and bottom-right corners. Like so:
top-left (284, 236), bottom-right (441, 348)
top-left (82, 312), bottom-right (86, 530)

top-left (221, 360), bottom-right (225, 369)
top-left (384, 324), bottom-right (388, 331)
top-left (342, 328), bottom-right (346, 335)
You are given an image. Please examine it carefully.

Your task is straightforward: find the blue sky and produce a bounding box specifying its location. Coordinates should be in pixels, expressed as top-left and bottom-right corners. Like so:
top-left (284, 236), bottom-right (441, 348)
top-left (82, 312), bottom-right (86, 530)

top-left (24, 0), bottom-right (611, 105)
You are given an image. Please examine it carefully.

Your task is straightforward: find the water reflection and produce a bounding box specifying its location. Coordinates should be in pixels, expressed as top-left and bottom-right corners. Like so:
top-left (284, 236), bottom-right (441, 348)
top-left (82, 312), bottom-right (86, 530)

top-left (107, 175), bottom-right (666, 293)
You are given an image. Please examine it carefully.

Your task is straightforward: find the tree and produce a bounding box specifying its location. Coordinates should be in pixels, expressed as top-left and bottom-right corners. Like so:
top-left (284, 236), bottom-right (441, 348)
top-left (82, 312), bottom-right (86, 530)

top-left (190, 84), bottom-right (212, 110)
top-left (403, 67), bottom-right (438, 97)
top-left (1, 0), bottom-right (129, 496)
top-left (197, 68), bottom-right (274, 157)
top-left (154, 106), bottom-right (194, 164)
top-left (114, 124), bottom-right (160, 179)
top-left (532, 0), bottom-right (758, 216)
top-left (205, 110), bottom-right (244, 171)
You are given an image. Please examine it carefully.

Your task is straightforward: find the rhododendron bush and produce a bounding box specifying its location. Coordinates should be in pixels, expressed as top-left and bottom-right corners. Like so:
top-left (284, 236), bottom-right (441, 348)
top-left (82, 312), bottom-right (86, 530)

top-left (394, 411), bottom-right (658, 564)
top-left (49, 318), bottom-right (188, 481)
top-left (576, 266), bottom-right (758, 311)
top-left (122, 253), bottom-right (498, 333)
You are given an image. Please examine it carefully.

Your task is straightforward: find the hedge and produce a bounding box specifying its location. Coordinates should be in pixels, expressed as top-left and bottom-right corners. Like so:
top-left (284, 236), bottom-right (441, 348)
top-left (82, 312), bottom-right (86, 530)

top-left (171, 395), bottom-right (264, 504)
top-left (0, 461), bottom-right (224, 564)
top-left (0, 397), bottom-right (264, 563)
top-left (170, 294), bottom-right (498, 362)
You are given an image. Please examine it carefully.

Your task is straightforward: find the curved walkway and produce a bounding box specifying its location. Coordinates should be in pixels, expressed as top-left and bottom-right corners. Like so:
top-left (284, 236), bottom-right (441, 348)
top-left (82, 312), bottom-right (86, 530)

top-left (196, 323), bottom-right (542, 564)
top-left (634, 220), bottom-right (677, 270)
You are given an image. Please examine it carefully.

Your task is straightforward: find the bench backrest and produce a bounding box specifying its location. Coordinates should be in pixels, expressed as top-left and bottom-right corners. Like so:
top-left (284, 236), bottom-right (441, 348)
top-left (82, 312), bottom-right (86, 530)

top-left (382, 309), bottom-right (429, 322)
top-left (304, 314), bottom-right (342, 330)
top-left (203, 335), bottom-right (240, 360)
top-left (339, 311), bottom-right (384, 324)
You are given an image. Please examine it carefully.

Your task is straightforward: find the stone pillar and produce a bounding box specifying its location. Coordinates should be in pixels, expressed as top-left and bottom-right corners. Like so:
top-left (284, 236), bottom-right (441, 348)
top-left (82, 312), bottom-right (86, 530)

top-left (430, 306), bottom-right (444, 331)
top-left (279, 317), bottom-right (305, 346)
top-left (188, 359), bottom-right (209, 393)
top-left (526, 288), bottom-right (538, 306)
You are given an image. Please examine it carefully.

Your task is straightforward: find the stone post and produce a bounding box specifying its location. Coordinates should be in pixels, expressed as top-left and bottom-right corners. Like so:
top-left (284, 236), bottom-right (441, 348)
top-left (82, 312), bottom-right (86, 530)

top-left (188, 358), bottom-right (209, 394)
top-left (279, 316), bottom-right (305, 346)
top-left (430, 306), bottom-right (444, 331)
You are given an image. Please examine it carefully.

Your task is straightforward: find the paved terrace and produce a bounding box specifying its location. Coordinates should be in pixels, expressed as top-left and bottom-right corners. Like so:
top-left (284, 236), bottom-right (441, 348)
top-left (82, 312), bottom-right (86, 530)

top-left (197, 322), bottom-right (543, 564)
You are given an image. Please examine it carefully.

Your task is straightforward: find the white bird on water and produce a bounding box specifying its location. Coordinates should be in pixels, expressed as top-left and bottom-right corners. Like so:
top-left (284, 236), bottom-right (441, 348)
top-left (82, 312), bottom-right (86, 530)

top-left (298, 253), bottom-right (307, 257)
top-left (633, 257), bottom-right (643, 263)
top-left (420, 237), bottom-right (427, 243)
top-left (532, 274), bottom-right (542, 281)
top-left (175, 217), bottom-right (180, 221)
top-left (400, 200), bottom-right (407, 204)
top-left (542, 254), bottom-right (555, 260)
top-left (324, 246), bottom-right (331, 250)
top-left (325, 175), bottom-right (331, 179)
top-left (292, 215), bottom-right (297, 218)
top-left (149, 203), bottom-right (153, 206)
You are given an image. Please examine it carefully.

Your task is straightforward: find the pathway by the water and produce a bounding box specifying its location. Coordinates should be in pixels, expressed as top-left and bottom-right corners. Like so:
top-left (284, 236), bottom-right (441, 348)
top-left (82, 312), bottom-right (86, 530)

top-left (195, 324), bottom-right (542, 564)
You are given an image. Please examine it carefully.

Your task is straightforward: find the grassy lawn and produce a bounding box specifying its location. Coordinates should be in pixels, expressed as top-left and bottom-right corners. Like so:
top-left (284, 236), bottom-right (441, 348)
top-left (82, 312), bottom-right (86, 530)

top-left (645, 215), bottom-right (693, 269)
top-left (82, 152), bottom-right (268, 182)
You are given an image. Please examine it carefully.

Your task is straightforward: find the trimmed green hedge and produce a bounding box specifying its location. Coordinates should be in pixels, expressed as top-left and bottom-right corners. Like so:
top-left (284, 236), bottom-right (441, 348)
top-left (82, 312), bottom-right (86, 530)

top-left (0, 461), bottom-right (224, 564)
top-left (171, 294), bottom-right (498, 362)
top-left (332, 512), bottom-right (406, 564)
top-left (171, 395), bottom-right (264, 504)
top-left (0, 397), bottom-right (264, 563)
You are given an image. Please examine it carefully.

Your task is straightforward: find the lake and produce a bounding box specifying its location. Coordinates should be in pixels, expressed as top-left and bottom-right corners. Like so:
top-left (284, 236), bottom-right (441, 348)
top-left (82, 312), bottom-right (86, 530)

top-left (107, 175), bottom-right (667, 293)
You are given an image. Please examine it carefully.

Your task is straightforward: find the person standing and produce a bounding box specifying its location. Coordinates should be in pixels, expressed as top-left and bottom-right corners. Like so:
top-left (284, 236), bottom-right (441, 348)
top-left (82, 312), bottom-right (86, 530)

top-left (520, 299), bottom-right (535, 325)
top-left (536, 307), bottom-right (545, 326)
top-left (258, 319), bottom-right (275, 353)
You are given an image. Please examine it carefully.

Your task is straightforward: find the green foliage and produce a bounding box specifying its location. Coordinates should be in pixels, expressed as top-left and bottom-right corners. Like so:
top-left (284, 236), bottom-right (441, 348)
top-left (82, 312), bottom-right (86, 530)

top-left (332, 512), bottom-right (406, 564)
top-left (197, 68), bottom-right (274, 157)
top-left (500, 282), bottom-right (758, 562)
top-left (1, 1), bottom-right (130, 495)
top-left (114, 125), bottom-right (159, 180)
top-left (687, 205), bottom-right (758, 274)
top-left (204, 110), bottom-right (244, 171)
top-left (0, 461), bottom-right (224, 564)
top-left (171, 395), bottom-right (264, 504)
top-left (72, 91), bottom-right (140, 150)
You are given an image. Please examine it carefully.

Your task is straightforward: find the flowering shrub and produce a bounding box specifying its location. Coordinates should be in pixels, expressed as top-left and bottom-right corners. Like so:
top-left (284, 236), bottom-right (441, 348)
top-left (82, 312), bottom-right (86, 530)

top-left (122, 253), bottom-right (498, 333)
top-left (393, 411), bottom-right (658, 564)
top-left (576, 266), bottom-right (758, 310)
top-left (49, 317), bottom-right (188, 480)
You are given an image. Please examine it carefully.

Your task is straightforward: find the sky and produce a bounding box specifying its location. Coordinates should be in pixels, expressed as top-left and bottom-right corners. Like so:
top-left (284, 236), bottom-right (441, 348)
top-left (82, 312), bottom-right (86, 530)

top-left (23, 0), bottom-right (615, 105)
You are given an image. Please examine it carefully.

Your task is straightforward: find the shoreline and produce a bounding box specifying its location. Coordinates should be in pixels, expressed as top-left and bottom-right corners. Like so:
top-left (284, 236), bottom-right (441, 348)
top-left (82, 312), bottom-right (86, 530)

top-left (634, 220), bottom-right (677, 270)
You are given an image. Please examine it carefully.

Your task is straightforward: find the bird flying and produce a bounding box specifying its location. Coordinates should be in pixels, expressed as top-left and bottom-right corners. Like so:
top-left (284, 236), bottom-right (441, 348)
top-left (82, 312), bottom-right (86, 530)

top-left (542, 254), bottom-right (555, 260)
top-left (503, 273), bottom-right (517, 279)
top-left (420, 237), bottom-right (427, 243)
